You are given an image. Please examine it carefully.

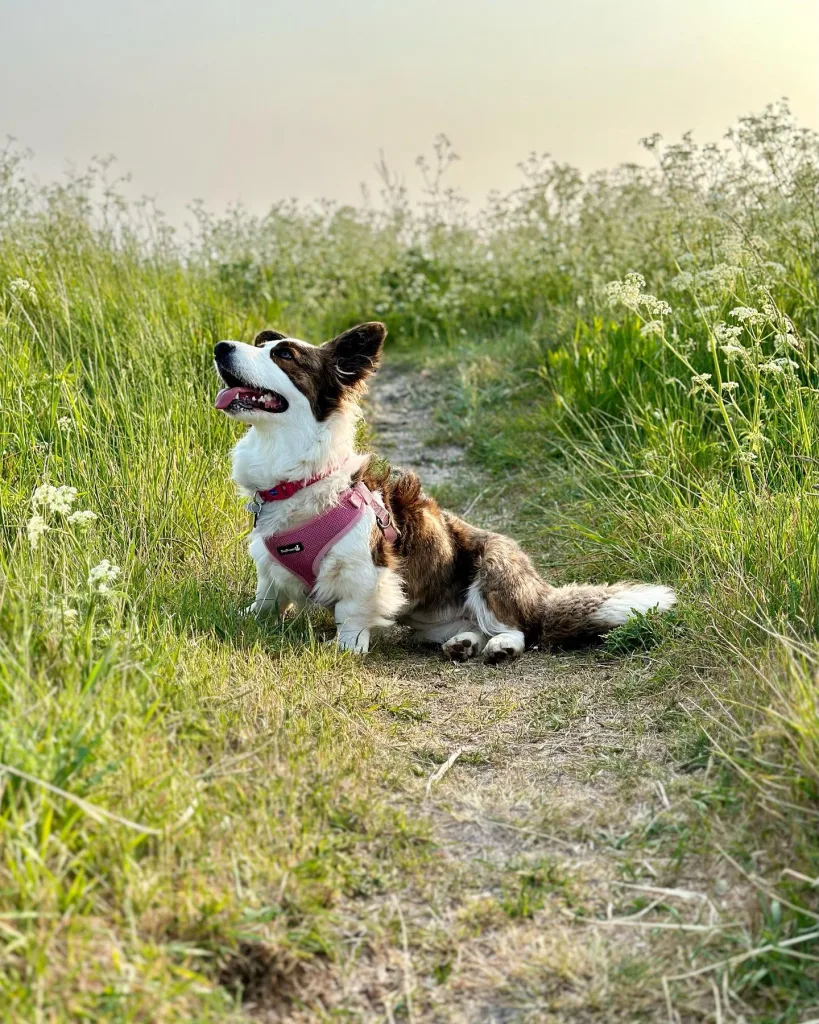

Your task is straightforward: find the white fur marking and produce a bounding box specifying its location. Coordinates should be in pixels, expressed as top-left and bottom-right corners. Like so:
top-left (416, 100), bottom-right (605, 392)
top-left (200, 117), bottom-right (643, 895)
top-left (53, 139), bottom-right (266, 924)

top-left (465, 579), bottom-right (510, 637)
top-left (590, 584), bottom-right (676, 629)
top-left (416, 618), bottom-right (476, 645)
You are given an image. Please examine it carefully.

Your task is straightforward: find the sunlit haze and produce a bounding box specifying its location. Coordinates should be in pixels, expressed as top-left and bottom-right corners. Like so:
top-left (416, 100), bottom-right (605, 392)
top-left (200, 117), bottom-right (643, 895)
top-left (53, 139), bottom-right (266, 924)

top-left (1, 0), bottom-right (816, 223)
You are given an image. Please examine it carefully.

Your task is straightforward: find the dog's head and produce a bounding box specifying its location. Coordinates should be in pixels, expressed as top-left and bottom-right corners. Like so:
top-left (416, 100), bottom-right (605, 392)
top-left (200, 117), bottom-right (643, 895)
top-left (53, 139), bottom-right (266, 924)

top-left (213, 322), bottom-right (386, 427)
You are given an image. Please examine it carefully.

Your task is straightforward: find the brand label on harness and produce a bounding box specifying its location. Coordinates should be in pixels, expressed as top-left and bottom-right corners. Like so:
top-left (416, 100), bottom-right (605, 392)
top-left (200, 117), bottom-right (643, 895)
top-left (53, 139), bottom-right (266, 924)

top-left (276, 542), bottom-right (304, 555)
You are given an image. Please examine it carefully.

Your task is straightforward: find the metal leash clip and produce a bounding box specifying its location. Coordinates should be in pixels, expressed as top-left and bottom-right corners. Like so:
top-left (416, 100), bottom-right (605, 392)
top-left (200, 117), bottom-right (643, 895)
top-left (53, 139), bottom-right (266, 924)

top-left (246, 497), bottom-right (263, 530)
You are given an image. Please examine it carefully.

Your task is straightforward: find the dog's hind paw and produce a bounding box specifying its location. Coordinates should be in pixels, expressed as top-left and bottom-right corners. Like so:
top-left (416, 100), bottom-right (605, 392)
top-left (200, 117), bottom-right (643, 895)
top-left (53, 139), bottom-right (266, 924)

top-left (443, 631), bottom-right (485, 662)
top-left (482, 631), bottom-right (525, 666)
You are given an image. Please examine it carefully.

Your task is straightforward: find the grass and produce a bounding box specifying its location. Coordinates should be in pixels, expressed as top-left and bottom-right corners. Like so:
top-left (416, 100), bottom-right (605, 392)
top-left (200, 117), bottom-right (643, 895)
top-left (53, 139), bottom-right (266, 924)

top-left (1, 103), bottom-right (819, 1019)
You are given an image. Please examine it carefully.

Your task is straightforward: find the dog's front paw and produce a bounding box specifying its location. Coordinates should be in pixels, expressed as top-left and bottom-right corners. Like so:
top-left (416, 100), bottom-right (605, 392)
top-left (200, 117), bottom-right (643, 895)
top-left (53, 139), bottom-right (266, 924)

top-left (482, 632), bottom-right (525, 666)
top-left (336, 628), bottom-right (371, 654)
top-left (443, 631), bottom-right (485, 662)
top-left (242, 602), bottom-right (259, 616)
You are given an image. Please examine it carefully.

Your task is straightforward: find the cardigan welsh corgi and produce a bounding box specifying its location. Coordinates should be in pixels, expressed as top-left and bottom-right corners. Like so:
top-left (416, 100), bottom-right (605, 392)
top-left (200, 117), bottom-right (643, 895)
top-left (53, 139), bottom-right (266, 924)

top-left (214, 323), bottom-right (675, 662)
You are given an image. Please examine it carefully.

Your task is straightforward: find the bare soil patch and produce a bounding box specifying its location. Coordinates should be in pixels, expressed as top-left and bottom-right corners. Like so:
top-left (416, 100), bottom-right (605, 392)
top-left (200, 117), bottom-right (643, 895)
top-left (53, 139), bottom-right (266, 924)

top-left (292, 365), bottom-right (752, 1022)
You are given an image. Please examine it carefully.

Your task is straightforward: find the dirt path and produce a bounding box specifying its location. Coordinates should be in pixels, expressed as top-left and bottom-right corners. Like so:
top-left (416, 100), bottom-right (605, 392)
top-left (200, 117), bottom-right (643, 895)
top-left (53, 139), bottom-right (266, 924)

top-left (366, 364), bottom-right (466, 487)
top-left (326, 366), bottom-right (726, 1023)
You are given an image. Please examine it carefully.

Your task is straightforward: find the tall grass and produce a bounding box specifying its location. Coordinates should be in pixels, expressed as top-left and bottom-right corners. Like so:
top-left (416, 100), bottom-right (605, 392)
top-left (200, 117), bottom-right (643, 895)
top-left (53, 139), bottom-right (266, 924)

top-left (1, 102), bottom-right (818, 1015)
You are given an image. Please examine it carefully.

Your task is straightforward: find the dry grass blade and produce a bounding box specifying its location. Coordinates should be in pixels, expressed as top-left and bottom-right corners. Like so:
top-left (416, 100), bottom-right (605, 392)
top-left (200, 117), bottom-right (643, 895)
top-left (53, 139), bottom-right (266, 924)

top-left (0, 762), bottom-right (160, 836)
top-left (424, 746), bottom-right (463, 798)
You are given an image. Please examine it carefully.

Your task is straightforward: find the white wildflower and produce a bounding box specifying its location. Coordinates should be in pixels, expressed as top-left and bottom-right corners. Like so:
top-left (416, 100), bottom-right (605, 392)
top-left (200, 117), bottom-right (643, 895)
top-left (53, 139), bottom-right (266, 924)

top-left (721, 381), bottom-right (739, 393)
top-left (720, 344), bottom-right (746, 361)
top-left (714, 322), bottom-right (743, 342)
top-left (669, 271), bottom-right (694, 291)
top-left (32, 484), bottom-right (78, 515)
top-left (644, 296), bottom-right (672, 317)
top-left (27, 514), bottom-right (50, 549)
top-left (689, 373), bottom-right (713, 395)
top-left (606, 273), bottom-right (672, 318)
top-left (737, 450), bottom-right (758, 465)
top-left (67, 510), bottom-right (97, 528)
top-left (730, 306), bottom-right (766, 327)
top-left (9, 277), bottom-right (37, 302)
top-left (695, 264), bottom-right (741, 291)
top-left (640, 320), bottom-right (664, 338)
top-left (87, 559), bottom-right (121, 595)
top-left (57, 416), bottom-right (73, 432)
top-left (759, 358), bottom-right (798, 375)
top-left (606, 272), bottom-right (645, 309)
top-left (718, 234), bottom-right (745, 265)
top-left (44, 604), bottom-right (80, 636)
top-left (774, 331), bottom-right (801, 353)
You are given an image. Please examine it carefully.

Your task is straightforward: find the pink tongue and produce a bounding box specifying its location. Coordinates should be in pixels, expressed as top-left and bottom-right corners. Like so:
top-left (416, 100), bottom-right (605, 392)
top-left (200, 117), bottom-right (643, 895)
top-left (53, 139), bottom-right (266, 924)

top-left (216, 386), bottom-right (255, 410)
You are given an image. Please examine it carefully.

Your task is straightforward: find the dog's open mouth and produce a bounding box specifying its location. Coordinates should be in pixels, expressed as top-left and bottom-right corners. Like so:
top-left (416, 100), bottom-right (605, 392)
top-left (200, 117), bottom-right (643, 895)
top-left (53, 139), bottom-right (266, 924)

top-left (214, 364), bottom-right (289, 414)
top-left (215, 386), bottom-right (288, 414)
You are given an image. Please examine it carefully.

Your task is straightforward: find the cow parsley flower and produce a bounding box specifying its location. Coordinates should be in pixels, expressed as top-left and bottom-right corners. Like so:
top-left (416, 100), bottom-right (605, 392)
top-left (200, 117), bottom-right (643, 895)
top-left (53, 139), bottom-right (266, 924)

top-left (692, 264), bottom-right (742, 292)
top-left (606, 273), bottom-right (672, 318)
top-left (689, 373), bottom-right (713, 394)
top-left (88, 559), bottom-right (121, 594)
top-left (606, 272), bottom-right (645, 309)
top-left (730, 306), bottom-right (766, 327)
top-left (714, 323), bottom-right (743, 342)
top-left (27, 513), bottom-right (50, 549)
top-left (669, 271), bottom-right (694, 291)
top-left (759, 358), bottom-right (798, 375)
top-left (721, 381), bottom-right (739, 393)
top-left (640, 320), bottom-right (664, 338)
top-left (9, 277), bottom-right (37, 302)
top-left (32, 484), bottom-right (78, 515)
top-left (646, 297), bottom-right (672, 316)
top-left (67, 510), bottom-right (97, 528)
top-left (57, 416), bottom-right (73, 432)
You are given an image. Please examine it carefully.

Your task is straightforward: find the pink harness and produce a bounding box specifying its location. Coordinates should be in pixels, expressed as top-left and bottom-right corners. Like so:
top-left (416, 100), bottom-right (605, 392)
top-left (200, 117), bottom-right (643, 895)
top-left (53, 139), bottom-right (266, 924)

top-left (258, 481), bottom-right (398, 592)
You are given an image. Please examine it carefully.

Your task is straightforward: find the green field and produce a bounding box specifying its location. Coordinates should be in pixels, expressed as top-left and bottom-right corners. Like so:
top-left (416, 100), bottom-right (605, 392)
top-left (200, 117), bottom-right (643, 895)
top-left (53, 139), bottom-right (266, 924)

top-left (1, 104), bottom-right (818, 1021)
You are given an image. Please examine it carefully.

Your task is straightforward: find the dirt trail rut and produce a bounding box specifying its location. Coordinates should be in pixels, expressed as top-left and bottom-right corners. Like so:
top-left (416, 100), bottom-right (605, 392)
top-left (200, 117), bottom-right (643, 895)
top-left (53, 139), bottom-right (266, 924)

top-left (322, 366), bottom-right (722, 1023)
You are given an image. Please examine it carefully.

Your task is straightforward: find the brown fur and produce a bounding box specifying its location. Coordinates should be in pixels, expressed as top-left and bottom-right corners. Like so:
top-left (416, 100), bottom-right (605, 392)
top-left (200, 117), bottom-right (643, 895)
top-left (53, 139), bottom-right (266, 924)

top-left (357, 460), bottom-right (615, 647)
top-left (255, 324), bottom-right (384, 421)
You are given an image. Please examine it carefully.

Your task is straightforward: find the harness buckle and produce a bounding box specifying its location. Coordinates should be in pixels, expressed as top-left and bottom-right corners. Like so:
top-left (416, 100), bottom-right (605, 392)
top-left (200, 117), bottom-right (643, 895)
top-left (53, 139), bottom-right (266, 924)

top-left (375, 509), bottom-right (399, 539)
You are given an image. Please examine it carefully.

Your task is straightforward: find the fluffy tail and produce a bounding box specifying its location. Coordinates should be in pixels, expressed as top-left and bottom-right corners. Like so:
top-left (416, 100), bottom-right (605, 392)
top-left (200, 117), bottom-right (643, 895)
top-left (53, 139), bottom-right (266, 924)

top-left (539, 582), bottom-right (676, 642)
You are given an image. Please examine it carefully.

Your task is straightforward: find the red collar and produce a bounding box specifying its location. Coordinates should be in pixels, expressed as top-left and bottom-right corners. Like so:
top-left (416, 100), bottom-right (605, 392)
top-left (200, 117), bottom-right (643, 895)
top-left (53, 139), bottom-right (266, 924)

top-left (256, 466), bottom-right (338, 503)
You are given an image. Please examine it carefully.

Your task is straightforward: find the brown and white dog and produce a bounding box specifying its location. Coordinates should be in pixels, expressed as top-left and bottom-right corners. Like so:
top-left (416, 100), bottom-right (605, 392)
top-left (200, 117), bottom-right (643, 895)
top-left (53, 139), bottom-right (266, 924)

top-left (214, 322), bottom-right (675, 663)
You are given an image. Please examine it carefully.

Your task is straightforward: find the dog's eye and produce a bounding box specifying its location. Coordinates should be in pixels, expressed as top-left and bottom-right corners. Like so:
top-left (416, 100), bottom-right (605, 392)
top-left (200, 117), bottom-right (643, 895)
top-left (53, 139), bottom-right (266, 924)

top-left (274, 347), bottom-right (295, 361)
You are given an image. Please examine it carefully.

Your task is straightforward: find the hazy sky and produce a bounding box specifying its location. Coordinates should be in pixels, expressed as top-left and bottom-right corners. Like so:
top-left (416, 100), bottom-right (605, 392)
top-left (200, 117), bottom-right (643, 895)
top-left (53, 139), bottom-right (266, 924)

top-left (1, 0), bottom-right (817, 222)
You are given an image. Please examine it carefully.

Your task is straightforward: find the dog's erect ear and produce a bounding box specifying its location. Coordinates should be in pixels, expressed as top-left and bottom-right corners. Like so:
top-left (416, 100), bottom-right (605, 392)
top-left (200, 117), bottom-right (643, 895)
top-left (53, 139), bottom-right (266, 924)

top-left (254, 329), bottom-right (287, 347)
top-left (324, 322), bottom-right (386, 386)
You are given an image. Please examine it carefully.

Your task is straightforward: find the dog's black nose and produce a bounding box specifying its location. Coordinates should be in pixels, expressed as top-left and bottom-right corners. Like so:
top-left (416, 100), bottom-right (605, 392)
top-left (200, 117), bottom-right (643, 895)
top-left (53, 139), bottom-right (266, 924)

top-left (214, 341), bottom-right (234, 361)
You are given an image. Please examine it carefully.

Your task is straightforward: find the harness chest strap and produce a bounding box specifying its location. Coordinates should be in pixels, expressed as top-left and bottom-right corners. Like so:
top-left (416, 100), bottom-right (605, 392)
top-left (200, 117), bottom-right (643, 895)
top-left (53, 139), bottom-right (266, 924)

top-left (261, 482), bottom-right (398, 592)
